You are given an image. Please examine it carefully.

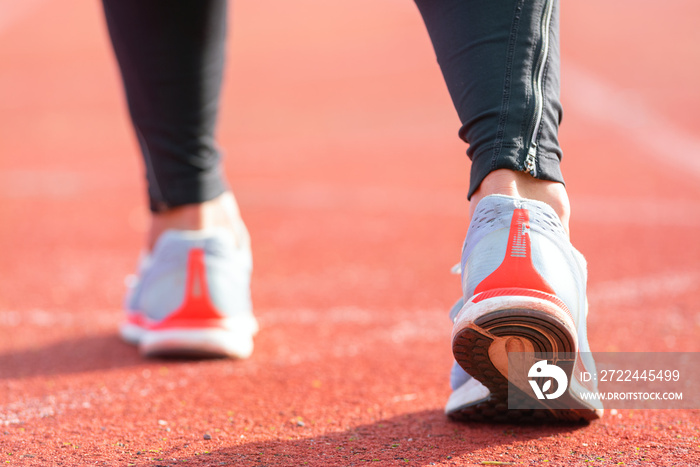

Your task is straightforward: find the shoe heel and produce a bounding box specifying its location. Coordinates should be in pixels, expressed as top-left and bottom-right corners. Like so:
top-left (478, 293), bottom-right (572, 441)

top-left (451, 294), bottom-right (602, 422)
top-left (139, 248), bottom-right (257, 359)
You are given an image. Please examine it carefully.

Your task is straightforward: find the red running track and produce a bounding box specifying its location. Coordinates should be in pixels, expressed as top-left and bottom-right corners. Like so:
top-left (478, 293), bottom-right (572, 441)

top-left (1, 0), bottom-right (699, 465)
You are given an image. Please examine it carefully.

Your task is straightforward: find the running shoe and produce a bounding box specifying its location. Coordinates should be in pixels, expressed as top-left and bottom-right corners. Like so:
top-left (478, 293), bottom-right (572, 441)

top-left (121, 228), bottom-right (258, 358)
top-left (446, 194), bottom-right (602, 422)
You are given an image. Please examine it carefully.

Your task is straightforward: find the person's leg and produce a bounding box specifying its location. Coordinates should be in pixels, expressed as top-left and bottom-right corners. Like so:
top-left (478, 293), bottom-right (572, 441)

top-left (102, 0), bottom-right (245, 250)
top-left (415, 0), bottom-right (601, 421)
top-left (473, 169), bottom-right (570, 234)
top-left (103, 0), bottom-right (257, 358)
top-left (415, 0), bottom-right (568, 226)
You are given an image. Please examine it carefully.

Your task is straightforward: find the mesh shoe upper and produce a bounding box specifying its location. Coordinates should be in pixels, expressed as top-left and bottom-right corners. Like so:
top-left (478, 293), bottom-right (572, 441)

top-left (125, 228), bottom-right (253, 323)
top-left (460, 195), bottom-right (588, 349)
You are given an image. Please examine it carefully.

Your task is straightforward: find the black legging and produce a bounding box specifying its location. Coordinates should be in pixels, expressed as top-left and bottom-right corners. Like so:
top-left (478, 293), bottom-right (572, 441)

top-left (102, 0), bottom-right (228, 212)
top-left (103, 0), bottom-right (564, 211)
top-left (416, 0), bottom-right (564, 198)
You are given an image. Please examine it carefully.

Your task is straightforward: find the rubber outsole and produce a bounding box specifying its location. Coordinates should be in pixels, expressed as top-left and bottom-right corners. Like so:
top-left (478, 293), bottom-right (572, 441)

top-left (120, 317), bottom-right (259, 360)
top-left (450, 303), bottom-right (602, 423)
top-left (140, 328), bottom-right (255, 359)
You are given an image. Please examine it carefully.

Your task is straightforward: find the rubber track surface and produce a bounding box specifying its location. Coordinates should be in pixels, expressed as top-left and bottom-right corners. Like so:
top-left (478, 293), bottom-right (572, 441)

top-left (1, 1), bottom-right (699, 465)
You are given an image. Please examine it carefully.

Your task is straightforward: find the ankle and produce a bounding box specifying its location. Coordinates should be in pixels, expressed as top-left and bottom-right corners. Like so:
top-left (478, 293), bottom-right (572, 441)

top-left (470, 169), bottom-right (570, 234)
top-left (147, 192), bottom-right (246, 250)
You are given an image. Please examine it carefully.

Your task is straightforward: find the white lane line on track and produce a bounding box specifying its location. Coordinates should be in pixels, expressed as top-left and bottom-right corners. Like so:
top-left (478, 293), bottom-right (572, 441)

top-left (0, 170), bottom-right (86, 198)
top-left (588, 270), bottom-right (700, 307)
top-left (571, 195), bottom-right (700, 227)
top-left (0, 309), bottom-right (118, 328)
top-left (0, 0), bottom-right (47, 35)
top-left (0, 390), bottom-right (101, 426)
top-left (0, 372), bottom-right (192, 426)
top-left (565, 62), bottom-right (700, 178)
top-left (0, 169), bottom-right (137, 198)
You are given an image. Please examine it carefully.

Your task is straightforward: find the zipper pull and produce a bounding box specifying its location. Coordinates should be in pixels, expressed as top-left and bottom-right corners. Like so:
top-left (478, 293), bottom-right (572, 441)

top-left (525, 146), bottom-right (538, 176)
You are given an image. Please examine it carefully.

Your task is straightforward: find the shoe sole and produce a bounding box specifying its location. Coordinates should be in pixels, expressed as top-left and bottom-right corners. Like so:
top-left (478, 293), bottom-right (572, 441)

top-left (120, 316), bottom-right (259, 359)
top-left (451, 294), bottom-right (602, 423)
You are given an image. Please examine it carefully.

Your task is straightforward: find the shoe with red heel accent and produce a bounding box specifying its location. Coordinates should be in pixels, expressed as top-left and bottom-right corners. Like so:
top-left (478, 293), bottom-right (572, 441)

top-left (446, 195), bottom-right (602, 422)
top-left (121, 228), bottom-right (258, 359)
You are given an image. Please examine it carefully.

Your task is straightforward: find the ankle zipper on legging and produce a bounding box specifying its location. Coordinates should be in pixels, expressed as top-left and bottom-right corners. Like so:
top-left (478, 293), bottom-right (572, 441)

top-left (524, 0), bottom-right (555, 177)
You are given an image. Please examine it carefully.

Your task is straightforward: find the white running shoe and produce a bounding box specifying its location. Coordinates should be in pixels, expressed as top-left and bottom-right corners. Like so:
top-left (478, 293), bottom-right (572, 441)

top-left (121, 228), bottom-right (258, 359)
top-left (446, 195), bottom-right (602, 422)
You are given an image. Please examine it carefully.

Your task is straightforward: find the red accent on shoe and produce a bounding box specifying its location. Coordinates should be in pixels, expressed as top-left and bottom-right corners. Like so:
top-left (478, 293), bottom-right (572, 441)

top-left (148, 248), bottom-right (226, 330)
top-left (473, 208), bottom-right (557, 297)
top-left (125, 313), bottom-right (146, 326)
top-left (471, 287), bottom-right (569, 312)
